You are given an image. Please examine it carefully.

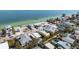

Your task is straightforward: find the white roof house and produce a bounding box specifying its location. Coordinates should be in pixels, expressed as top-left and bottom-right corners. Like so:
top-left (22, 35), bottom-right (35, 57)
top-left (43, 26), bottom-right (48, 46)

top-left (14, 27), bottom-right (21, 32)
top-left (64, 22), bottom-right (75, 26)
top-left (62, 37), bottom-right (75, 44)
top-left (29, 32), bottom-right (41, 39)
top-left (34, 22), bottom-right (48, 26)
top-left (34, 22), bottom-right (43, 26)
top-left (28, 32), bottom-right (42, 43)
top-left (16, 34), bottom-right (32, 46)
top-left (4, 25), bottom-right (13, 35)
top-left (38, 31), bottom-right (50, 37)
top-left (61, 16), bottom-right (69, 21)
top-left (57, 41), bottom-right (71, 49)
top-left (75, 30), bottom-right (79, 35)
top-left (45, 43), bottom-right (55, 49)
top-left (61, 17), bottom-right (67, 21)
top-left (74, 34), bottom-right (79, 40)
top-left (37, 26), bottom-right (44, 31)
top-left (76, 27), bottom-right (79, 31)
top-left (0, 42), bottom-right (9, 49)
top-left (43, 24), bottom-right (58, 33)
top-left (62, 34), bottom-right (75, 44)
top-left (74, 30), bottom-right (79, 40)
top-left (4, 25), bottom-right (12, 29)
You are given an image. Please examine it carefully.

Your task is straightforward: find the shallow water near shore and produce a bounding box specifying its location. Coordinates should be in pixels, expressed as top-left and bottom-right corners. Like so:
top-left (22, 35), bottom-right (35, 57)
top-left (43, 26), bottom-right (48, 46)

top-left (0, 10), bottom-right (78, 31)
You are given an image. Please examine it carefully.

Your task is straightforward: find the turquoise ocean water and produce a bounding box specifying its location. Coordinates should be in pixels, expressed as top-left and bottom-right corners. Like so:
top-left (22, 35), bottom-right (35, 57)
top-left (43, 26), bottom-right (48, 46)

top-left (0, 10), bottom-right (78, 26)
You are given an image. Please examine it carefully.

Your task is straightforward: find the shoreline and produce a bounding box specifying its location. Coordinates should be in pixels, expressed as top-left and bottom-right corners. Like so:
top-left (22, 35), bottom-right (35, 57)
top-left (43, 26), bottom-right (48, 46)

top-left (0, 13), bottom-right (73, 31)
top-left (0, 15), bottom-right (60, 30)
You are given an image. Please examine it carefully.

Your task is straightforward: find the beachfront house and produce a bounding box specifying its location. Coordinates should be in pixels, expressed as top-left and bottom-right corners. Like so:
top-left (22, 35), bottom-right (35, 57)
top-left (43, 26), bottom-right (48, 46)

top-left (14, 27), bottom-right (21, 32)
top-left (27, 24), bottom-right (35, 30)
top-left (21, 25), bottom-right (29, 32)
top-left (4, 25), bottom-right (12, 33)
top-left (4, 25), bottom-right (15, 37)
top-left (61, 14), bottom-right (70, 21)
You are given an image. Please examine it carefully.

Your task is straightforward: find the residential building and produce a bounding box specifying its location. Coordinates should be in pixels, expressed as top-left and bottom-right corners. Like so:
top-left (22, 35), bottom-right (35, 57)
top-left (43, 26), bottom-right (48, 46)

top-left (0, 42), bottom-right (9, 49)
top-left (38, 31), bottom-right (50, 38)
top-left (62, 34), bottom-right (75, 44)
top-left (43, 24), bottom-right (58, 34)
top-left (16, 34), bottom-right (32, 46)
top-left (45, 42), bottom-right (55, 49)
